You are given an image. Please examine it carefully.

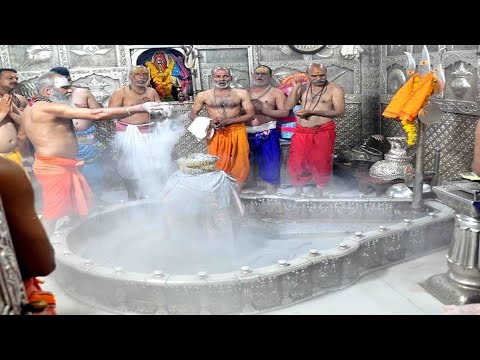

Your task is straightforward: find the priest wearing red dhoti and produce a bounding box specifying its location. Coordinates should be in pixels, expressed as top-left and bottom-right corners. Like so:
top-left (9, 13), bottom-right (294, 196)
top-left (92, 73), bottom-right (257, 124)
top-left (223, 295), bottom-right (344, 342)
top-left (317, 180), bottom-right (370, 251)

top-left (284, 63), bottom-right (345, 197)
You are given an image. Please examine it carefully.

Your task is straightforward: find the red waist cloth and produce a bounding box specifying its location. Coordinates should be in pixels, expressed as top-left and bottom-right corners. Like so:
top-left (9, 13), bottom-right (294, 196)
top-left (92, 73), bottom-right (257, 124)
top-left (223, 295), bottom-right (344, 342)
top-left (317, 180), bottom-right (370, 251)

top-left (116, 120), bottom-right (154, 134)
top-left (33, 154), bottom-right (93, 219)
top-left (277, 116), bottom-right (297, 123)
top-left (287, 122), bottom-right (336, 187)
top-left (295, 122), bottom-right (335, 134)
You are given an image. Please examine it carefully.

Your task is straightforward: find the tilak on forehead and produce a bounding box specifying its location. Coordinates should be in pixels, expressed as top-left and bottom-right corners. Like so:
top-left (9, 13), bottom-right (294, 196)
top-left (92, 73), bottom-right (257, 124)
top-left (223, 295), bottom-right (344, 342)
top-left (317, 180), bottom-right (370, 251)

top-left (53, 76), bottom-right (70, 88)
top-left (308, 63), bottom-right (327, 75)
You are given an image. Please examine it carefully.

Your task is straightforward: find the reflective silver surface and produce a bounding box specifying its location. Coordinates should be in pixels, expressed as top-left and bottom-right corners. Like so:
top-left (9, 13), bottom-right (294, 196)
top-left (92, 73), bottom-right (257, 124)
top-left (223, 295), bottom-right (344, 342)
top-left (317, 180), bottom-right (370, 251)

top-left (423, 181), bottom-right (480, 304)
top-left (53, 196), bottom-right (453, 314)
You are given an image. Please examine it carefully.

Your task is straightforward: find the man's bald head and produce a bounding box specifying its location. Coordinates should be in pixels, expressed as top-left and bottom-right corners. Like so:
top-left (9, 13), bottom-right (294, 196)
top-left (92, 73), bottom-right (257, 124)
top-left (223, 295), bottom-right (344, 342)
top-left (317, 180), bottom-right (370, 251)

top-left (307, 63), bottom-right (327, 75)
top-left (306, 63), bottom-right (328, 85)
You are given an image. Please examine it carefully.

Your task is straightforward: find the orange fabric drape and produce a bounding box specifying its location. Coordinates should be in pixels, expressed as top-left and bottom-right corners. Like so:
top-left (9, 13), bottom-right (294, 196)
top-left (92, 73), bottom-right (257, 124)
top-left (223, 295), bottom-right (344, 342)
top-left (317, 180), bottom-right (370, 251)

top-left (33, 154), bottom-right (93, 219)
top-left (207, 123), bottom-right (250, 183)
top-left (23, 278), bottom-right (56, 315)
top-left (383, 72), bottom-right (436, 122)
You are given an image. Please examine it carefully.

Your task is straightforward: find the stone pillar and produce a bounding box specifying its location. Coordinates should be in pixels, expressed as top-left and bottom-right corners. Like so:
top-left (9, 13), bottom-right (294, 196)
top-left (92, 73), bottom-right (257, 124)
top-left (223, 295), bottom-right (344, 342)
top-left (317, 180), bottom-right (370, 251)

top-left (422, 212), bottom-right (480, 304)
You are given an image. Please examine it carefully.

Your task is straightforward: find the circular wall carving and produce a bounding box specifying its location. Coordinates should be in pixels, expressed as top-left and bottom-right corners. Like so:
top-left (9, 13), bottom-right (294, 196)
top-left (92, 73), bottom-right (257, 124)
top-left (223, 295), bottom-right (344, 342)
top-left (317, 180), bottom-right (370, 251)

top-left (387, 68), bottom-right (406, 94)
top-left (288, 45), bottom-right (327, 54)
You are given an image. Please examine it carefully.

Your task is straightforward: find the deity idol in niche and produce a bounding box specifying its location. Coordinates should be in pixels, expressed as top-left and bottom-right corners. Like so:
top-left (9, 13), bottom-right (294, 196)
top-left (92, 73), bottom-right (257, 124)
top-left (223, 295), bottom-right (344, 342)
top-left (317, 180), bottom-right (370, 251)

top-left (144, 49), bottom-right (192, 101)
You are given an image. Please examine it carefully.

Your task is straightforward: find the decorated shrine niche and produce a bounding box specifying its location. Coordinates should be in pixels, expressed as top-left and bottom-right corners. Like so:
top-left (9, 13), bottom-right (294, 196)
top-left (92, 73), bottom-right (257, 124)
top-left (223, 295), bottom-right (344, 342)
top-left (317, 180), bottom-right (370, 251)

top-left (135, 48), bottom-right (194, 102)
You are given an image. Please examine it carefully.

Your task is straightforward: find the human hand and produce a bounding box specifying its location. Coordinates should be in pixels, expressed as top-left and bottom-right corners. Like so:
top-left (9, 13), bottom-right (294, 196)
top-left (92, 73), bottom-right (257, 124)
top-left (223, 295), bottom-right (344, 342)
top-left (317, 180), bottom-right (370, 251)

top-left (0, 94), bottom-right (12, 120)
top-left (210, 118), bottom-right (221, 129)
top-left (292, 76), bottom-right (305, 87)
top-left (219, 118), bottom-right (230, 128)
top-left (142, 102), bottom-right (174, 117)
top-left (295, 109), bottom-right (308, 118)
top-left (158, 104), bottom-right (174, 117)
top-left (252, 99), bottom-right (263, 113)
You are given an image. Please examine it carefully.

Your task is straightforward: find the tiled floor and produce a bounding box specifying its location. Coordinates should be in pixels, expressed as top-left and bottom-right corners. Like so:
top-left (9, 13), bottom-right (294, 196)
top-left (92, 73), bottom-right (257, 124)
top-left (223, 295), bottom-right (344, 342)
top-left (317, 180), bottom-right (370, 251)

top-left (41, 248), bottom-right (448, 315)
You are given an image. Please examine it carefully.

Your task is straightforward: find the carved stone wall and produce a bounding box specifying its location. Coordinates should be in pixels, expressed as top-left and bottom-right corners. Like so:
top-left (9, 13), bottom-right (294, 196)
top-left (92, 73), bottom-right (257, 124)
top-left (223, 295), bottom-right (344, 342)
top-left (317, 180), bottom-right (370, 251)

top-left (1, 45), bottom-right (373, 173)
top-left (360, 45), bottom-right (381, 141)
top-left (2, 45), bottom-right (477, 182)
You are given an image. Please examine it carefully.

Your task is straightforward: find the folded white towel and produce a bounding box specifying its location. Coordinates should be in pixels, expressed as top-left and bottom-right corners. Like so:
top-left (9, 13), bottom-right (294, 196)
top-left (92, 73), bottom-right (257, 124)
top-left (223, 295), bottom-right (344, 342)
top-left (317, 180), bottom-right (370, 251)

top-left (188, 117), bottom-right (215, 141)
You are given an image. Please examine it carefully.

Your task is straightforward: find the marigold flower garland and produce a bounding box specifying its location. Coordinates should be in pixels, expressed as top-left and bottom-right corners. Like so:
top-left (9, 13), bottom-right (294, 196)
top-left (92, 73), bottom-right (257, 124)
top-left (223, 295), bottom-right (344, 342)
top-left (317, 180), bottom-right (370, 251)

top-left (145, 60), bottom-right (175, 99)
top-left (400, 76), bottom-right (436, 145)
top-left (401, 118), bottom-right (417, 145)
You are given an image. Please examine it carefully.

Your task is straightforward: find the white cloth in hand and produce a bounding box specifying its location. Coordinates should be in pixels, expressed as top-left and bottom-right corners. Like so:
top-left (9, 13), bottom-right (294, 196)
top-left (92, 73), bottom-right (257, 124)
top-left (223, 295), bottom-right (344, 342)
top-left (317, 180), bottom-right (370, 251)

top-left (158, 104), bottom-right (173, 117)
top-left (188, 117), bottom-right (215, 141)
top-left (142, 102), bottom-right (174, 117)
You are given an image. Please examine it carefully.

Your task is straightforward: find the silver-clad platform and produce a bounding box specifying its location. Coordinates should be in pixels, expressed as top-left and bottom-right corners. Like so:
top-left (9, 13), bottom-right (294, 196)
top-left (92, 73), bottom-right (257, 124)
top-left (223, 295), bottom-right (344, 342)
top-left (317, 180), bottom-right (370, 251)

top-left (52, 189), bottom-right (454, 315)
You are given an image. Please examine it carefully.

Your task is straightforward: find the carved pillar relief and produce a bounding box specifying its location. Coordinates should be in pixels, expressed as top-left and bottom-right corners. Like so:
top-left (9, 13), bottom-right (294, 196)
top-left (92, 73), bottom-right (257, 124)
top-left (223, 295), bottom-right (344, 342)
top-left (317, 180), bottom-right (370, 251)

top-left (66, 45), bottom-right (117, 68)
top-left (196, 46), bottom-right (252, 91)
top-left (445, 62), bottom-right (477, 102)
top-left (72, 73), bottom-right (121, 107)
top-left (361, 45), bottom-right (381, 139)
top-left (0, 45), bottom-right (10, 68)
top-left (8, 45), bottom-right (57, 72)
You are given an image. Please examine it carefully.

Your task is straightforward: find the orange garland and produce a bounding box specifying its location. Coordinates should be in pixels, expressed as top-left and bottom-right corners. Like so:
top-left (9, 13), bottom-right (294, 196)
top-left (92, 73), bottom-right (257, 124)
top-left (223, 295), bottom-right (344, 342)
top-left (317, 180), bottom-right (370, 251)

top-left (145, 60), bottom-right (175, 99)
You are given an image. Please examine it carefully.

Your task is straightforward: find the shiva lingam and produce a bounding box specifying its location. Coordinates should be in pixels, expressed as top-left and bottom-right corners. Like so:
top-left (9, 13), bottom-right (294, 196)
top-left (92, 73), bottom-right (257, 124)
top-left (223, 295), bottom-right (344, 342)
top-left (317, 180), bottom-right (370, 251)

top-left (368, 137), bottom-right (414, 181)
top-left (421, 181), bottom-right (480, 304)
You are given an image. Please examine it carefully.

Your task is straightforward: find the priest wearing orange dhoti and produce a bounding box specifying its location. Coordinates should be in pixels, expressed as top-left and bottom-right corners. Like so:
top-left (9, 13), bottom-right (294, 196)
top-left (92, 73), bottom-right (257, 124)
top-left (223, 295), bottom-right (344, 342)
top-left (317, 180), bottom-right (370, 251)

top-left (190, 67), bottom-right (255, 192)
top-left (23, 71), bottom-right (170, 234)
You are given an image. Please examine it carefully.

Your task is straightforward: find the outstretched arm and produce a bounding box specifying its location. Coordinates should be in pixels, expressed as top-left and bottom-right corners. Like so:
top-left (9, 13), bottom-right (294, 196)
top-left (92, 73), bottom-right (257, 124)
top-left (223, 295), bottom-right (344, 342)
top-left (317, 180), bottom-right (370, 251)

top-left (0, 158), bottom-right (55, 279)
top-left (43, 101), bottom-right (169, 121)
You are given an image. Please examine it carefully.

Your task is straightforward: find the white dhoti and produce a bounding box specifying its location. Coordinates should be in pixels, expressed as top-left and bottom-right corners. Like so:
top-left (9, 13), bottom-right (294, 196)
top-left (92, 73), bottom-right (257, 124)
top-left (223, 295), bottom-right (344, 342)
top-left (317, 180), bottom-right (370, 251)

top-left (114, 119), bottom-right (185, 197)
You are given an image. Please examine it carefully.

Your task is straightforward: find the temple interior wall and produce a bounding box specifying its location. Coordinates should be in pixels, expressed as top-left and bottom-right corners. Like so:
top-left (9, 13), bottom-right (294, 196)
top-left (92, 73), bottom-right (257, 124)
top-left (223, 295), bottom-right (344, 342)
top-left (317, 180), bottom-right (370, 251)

top-left (1, 45), bottom-right (479, 183)
top-left (1, 44), bottom-right (479, 314)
